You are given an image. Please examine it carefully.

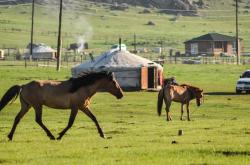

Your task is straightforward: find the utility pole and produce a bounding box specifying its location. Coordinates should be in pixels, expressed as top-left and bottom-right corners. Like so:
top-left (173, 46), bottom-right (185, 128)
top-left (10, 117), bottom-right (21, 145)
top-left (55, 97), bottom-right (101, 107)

top-left (27, 0), bottom-right (35, 68)
top-left (160, 40), bottom-right (163, 58)
top-left (134, 33), bottom-right (137, 53)
top-left (56, 0), bottom-right (63, 71)
top-left (236, 0), bottom-right (240, 65)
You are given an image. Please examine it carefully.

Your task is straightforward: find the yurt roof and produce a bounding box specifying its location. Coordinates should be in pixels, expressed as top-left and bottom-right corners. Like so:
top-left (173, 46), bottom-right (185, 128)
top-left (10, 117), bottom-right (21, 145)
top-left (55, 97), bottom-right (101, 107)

top-left (72, 50), bottom-right (163, 78)
top-left (31, 43), bottom-right (56, 53)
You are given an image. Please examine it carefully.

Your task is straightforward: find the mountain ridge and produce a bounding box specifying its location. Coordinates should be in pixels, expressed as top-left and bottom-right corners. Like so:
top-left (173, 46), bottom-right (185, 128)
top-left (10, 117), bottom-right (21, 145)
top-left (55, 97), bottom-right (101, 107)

top-left (0, 0), bottom-right (206, 16)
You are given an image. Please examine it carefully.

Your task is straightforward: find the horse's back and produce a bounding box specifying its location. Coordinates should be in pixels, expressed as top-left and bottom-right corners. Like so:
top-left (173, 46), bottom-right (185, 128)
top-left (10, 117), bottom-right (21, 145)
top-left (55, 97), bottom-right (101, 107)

top-left (21, 80), bottom-right (72, 108)
top-left (22, 80), bottom-right (68, 95)
top-left (164, 85), bottom-right (189, 103)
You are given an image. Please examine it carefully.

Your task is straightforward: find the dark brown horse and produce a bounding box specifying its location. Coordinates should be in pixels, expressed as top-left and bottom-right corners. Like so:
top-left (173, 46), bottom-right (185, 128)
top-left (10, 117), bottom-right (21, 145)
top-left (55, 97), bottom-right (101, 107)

top-left (157, 84), bottom-right (203, 121)
top-left (0, 72), bottom-right (123, 140)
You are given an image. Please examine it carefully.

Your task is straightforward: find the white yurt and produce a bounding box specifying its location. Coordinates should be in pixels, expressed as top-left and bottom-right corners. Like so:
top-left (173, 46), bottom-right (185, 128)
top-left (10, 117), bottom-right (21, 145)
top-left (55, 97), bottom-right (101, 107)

top-left (25, 43), bottom-right (56, 60)
top-left (71, 50), bottom-right (163, 91)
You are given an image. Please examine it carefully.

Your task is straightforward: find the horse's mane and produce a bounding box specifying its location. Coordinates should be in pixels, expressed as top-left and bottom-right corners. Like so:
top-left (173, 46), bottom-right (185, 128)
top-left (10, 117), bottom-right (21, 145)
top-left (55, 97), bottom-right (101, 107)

top-left (69, 71), bottom-right (113, 93)
top-left (163, 77), bottom-right (178, 86)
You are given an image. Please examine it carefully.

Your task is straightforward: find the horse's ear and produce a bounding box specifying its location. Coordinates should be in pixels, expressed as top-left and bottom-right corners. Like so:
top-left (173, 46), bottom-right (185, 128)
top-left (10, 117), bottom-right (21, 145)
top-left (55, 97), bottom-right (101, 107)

top-left (109, 72), bottom-right (114, 77)
top-left (107, 72), bottom-right (114, 80)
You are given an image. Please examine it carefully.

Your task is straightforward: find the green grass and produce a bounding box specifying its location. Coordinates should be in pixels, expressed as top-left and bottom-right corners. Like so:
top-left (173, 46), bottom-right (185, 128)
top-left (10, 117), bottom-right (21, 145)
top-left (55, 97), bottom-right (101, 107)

top-left (0, 0), bottom-right (250, 53)
top-left (0, 63), bottom-right (249, 164)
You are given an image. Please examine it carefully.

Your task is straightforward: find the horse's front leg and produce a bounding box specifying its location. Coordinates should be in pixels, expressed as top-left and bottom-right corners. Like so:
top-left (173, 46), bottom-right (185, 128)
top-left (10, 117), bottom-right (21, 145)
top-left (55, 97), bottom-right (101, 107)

top-left (180, 103), bottom-right (184, 120)
top-left (80, 107), bottom-right (104, 138)
top-left (34, 105), bottom-right (55, 140)
top-left (186, 102), bottom-right (191, 121)
top-left (57, 107), bottom-right (78, 140)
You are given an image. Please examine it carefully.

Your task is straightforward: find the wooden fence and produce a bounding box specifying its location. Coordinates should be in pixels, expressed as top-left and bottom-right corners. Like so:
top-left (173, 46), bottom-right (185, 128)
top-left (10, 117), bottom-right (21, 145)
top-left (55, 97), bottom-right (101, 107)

top-left (159, 56), bottom-right (250, 65)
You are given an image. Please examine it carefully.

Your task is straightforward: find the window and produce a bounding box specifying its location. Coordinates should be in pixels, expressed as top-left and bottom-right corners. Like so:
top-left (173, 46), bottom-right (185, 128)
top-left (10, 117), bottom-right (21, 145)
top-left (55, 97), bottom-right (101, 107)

top-left (191, 43), bottom-right (198, 55)
top-left (215, 42), bottom-right (222, 48)
top-left (232, 41), bottom-right (236, 53)
top-left (242, 71), bottom-right (250, 78)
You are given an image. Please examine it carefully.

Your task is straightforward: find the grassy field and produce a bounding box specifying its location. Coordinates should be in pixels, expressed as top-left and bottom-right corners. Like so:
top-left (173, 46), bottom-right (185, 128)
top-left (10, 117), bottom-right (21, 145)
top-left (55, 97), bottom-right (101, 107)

top-left (0, 0), bottom-right (250, 53)
top-left (0, 63), bottom-right (249, 164)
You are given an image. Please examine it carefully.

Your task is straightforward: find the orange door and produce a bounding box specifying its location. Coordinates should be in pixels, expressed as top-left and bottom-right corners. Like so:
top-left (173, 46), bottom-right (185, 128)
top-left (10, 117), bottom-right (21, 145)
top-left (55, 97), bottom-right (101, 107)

top-left (141, 67), bottom-right (148, 89)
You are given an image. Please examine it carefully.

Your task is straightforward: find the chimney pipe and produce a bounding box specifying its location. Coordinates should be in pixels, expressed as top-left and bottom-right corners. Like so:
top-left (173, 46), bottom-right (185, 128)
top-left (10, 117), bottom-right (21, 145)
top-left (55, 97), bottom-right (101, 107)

top-left (119, 37), bottom-right (121, 51)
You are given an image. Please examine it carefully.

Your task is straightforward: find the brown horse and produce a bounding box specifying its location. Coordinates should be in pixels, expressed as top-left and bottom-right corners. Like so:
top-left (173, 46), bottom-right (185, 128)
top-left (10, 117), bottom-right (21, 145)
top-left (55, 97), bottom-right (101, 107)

top-left (157, 84), bottom-right (203, 121)
top-left (0, 72), bottom-right (123, 140)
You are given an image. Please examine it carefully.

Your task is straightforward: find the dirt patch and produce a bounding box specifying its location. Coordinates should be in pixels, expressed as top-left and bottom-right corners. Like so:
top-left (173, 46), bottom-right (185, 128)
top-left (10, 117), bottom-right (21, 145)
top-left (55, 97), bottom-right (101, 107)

top-left (113, 121), bottom-right (127, 124)
top-left (216, 151), bottom-right (250, 156)
top-left (106, 130), bottom-right (125, 135)
top-left (77, 126), bottom-right (95, 130)
top-left (0, 159), bottom-right (11, 164)
top-left (120, 145), bottom-right (132, 148)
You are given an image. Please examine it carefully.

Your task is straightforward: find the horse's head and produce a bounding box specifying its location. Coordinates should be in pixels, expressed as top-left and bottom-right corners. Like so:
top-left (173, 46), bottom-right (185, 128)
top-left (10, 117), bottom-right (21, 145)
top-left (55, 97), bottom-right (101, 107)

top-left (103, 72), bottom-right (124, 99)
top-left (195, 88), bottom-right (204, 106)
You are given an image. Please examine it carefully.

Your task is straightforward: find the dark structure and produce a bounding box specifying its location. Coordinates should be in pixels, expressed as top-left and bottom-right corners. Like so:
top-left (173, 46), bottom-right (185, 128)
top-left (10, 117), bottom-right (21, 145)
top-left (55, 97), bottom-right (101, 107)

top-left (184, 33), bottom-right (243, 56)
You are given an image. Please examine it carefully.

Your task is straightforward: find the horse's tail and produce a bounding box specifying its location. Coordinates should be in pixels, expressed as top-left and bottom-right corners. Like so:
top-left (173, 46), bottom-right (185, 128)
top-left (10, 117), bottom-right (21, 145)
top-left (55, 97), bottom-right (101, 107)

top-left (157, 88), bottom-right (164, 116)
top-left (0, 85), bottom-right (21, 111)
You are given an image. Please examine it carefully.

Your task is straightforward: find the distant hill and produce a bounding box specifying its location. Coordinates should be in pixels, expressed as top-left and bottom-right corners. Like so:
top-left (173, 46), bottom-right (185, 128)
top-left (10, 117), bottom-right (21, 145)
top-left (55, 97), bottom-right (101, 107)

top-left (87, 0), bottom-right (207, 16)
top-left (0, 0), bottom-right (207, 16)
top-left (0, 0), bottom-right (30, 5)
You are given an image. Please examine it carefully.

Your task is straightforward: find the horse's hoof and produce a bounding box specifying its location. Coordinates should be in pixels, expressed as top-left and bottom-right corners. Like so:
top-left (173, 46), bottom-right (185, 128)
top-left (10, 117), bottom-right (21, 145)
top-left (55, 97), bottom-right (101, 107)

top-left (7, 134), bottom-right (13, 141)
top-left (57, 137), bottom-right (62, 140)
top-left (50, 136), bottom-right (56, 140)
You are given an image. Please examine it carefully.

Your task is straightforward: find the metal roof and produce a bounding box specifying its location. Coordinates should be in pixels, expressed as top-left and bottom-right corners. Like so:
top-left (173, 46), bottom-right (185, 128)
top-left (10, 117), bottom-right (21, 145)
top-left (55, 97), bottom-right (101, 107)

top-left (184, 33), bottom-right (236, 43)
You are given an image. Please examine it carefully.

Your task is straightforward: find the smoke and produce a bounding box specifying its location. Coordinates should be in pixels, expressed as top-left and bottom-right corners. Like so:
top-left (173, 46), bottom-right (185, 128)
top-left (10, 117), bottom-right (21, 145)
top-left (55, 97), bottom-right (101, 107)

top-left (75, 16), bottom-right (93, 52)
top-left (37, 0), bottom-right (94, 48)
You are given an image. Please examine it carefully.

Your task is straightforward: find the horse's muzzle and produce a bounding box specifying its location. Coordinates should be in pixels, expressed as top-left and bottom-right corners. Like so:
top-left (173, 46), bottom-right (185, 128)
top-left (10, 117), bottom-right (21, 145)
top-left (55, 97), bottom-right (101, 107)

top-left (197, 101), bottom-right (201, 107)
top-left (116, 93), bottom-right (123, 99)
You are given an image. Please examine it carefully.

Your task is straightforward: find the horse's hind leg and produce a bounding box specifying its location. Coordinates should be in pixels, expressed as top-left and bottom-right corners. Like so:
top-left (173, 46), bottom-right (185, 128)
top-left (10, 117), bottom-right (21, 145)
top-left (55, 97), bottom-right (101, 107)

top-left (165, 101), bottom-right (172, 121)
top-left (80, 107), bottom-right (104, 138)
top-left (57, 107), bottom-right (78, 140)
top-left (180, 103), bottom-right (184, 120)
top-left (163, 92), bottom-right (172, 121)
top-left (34, 105), bottom-right (55, 140)
top-left (186, 102), bottom-right (191, 121)
top-left (8, 97), bottom-right (30, 141)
